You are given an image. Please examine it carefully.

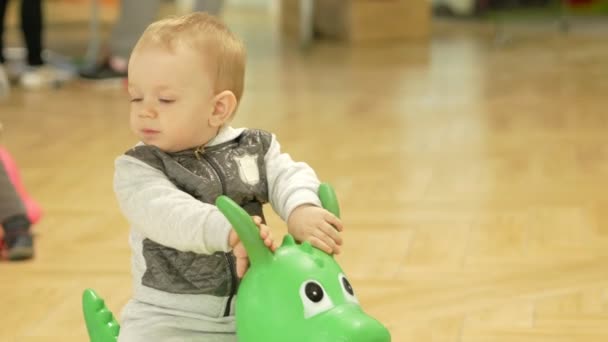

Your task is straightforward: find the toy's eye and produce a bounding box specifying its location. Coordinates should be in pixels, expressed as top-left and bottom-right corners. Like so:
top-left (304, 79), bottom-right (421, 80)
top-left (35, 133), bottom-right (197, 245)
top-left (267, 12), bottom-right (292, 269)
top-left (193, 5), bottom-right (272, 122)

top-left (300, 280), bottom-right (334, 318)
top-left (339, 273), bottom-right (359, 304)
top-left (305, 282), bottom-right (324, 302)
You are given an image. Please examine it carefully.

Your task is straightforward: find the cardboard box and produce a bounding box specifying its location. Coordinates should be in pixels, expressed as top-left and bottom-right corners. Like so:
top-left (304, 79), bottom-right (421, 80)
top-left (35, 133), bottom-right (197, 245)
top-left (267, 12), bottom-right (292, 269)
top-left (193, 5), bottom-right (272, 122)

top-left (281, 0), bottom-right (431, 42)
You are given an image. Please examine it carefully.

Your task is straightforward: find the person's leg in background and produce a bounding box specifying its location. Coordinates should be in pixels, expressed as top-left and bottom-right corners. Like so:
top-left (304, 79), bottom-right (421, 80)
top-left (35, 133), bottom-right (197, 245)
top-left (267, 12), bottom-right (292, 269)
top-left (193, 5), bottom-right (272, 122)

top-left (21, 0), bottom-right (43, 67)
top-left (0, 0), bottom-right (10, 98)
top-left (0, 159), bottom-right (34, 261)
top-left (193, 0), bottom-right (224, 15)
top-left (19, 0), bottom-right (71, 89)
top-left (79, 0), bottom-right (162, 80)
top-left (0, 0), bottom-right (71, 91)
top-left (0, 0), bottom-right (7, 64)
top-left (79, 0), bottom-right (225, 81)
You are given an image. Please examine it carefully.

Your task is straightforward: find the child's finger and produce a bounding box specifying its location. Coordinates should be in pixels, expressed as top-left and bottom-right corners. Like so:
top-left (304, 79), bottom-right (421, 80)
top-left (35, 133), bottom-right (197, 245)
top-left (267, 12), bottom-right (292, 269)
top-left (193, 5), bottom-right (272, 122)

top-left (309, 236), bottom-right (333, 255)
top-left (313, 230), bottom-right (340, 254)
top-left (315, 229), bottom-right (338, 252)
top-left (269, 239), bottom-right (278, 252)
top-left (256, 224), bottom-right (275, 251)
top-left (319, 221), bottom-right (343, 245)
top-left (266, 233), bottom-right (277, 252)
top-left (232, 243), bottom-right (247, 259)
top-left (263, 233), bottom-right (272, 246)
top-left (252, 216), bottom-right (263, 226)
top-left (258, 224), bottom-right (269, 239)
top-left (236, 257), bottom-right (249, 278)
top-left (324, 212), bottom-right (344, 232)
top-left (264, 237), bottom-right (275, 251)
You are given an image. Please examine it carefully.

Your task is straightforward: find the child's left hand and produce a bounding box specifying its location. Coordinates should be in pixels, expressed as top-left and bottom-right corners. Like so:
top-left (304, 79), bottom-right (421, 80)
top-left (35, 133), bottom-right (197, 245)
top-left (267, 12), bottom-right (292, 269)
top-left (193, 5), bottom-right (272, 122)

top-left (287, 204), bottom-right (344, 255)
top-left (229, 216), bottom-right (277, 278)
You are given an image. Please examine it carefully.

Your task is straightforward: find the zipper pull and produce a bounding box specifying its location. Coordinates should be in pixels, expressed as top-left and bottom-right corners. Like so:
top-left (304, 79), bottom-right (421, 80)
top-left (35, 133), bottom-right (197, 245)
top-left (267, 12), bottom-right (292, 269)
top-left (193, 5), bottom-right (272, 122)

top-left (195, 145), bottom-right (205, 160)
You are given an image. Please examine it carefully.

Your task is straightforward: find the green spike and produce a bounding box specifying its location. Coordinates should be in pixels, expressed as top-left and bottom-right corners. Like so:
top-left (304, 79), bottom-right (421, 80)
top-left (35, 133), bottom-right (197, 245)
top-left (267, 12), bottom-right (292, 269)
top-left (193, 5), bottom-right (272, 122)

top-left (301, 241), bottom-right (313, 254)
top-left (318, 183), bottom-right (340, 219)
top-left (281, 234), bottom-right (296, 247)
top-left (100, 310), bottom-right (111, 322)
top-left (216, 196), bottom-right (273, 266)
top-left (109, 323), bottom-right (120, 336)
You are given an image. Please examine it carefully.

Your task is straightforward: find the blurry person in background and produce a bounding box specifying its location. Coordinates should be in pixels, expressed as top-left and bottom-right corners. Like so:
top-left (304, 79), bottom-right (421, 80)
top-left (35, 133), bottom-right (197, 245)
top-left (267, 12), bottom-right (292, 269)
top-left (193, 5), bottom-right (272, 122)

top-left (79, 0), bottom-right (224, 81)
top-left (0, 0), bottom-right (69, 94)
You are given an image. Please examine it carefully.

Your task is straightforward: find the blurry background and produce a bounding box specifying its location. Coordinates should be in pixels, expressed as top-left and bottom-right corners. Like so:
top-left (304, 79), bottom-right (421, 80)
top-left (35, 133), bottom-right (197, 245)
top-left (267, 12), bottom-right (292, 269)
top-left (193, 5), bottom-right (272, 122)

top-left (1, 0), bottom-right (608, 340)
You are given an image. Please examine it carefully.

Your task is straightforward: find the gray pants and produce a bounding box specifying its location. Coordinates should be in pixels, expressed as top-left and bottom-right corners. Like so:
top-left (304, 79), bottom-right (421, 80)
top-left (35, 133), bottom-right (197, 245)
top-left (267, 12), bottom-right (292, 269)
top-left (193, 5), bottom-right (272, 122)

top-left (118, 299), bottom-right (237, 342)
top-left (0, 158), bottom-right (25, 223)
top-left (109, 0), bottom-right (225, 59)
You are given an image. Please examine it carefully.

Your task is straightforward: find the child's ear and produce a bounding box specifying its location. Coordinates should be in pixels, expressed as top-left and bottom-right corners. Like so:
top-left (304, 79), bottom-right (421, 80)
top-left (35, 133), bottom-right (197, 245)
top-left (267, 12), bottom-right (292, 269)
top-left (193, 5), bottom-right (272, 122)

top-left (209, 90), bottom-right (237, 127)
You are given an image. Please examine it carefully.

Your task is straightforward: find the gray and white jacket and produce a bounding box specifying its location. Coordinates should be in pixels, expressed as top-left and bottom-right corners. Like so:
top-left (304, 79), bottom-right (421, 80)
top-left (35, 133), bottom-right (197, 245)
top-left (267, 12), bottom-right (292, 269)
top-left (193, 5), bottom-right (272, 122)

top-left (113, 126), bottom-right (322, 318)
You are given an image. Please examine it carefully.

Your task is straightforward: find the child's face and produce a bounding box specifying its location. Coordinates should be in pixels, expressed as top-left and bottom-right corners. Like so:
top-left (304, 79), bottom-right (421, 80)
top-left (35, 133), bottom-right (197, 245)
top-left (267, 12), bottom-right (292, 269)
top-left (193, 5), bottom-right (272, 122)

top-left (127, 44), bottom-right (219, 152)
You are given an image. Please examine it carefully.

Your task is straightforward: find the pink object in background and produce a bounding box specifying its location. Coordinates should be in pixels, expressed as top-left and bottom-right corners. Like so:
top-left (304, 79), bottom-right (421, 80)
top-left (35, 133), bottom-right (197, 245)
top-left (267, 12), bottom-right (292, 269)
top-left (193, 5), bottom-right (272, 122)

top-left (0, 146), bottom-right (42, 225)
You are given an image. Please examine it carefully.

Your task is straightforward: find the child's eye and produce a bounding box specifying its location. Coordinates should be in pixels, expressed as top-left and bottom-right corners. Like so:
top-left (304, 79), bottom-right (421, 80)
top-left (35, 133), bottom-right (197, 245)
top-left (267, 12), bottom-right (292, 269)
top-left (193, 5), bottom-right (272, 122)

top-left (130, 98), bottom-right (143, 103)
top-left (159, 98), bottom-right (175, 104)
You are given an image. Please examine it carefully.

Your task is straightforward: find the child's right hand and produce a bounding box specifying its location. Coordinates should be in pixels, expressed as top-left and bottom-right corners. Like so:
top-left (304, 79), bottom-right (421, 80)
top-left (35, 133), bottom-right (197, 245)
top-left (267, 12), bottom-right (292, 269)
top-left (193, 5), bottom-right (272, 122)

top-left (287, 204), bottom-right (343, 255)
top-left (228, 216), bottom-right (276, 278)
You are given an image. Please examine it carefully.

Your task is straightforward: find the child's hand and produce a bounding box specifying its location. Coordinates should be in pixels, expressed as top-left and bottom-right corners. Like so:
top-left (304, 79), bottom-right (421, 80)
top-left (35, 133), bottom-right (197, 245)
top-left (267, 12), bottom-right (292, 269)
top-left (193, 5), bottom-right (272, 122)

top-left (287, 204), bottom-right (344, 255)
top-left (228, 216), bottom-right (276, 278)
top-left (251, 216), bottom-right (278, 252)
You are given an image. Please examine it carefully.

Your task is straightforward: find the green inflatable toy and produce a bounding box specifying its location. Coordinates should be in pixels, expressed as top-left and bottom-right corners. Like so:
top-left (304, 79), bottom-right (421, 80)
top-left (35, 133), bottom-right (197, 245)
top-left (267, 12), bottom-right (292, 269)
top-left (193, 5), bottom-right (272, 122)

top-left (82, 183), bottom-right (391, 341)
top-left (215, 183), bottom-right (390, 341)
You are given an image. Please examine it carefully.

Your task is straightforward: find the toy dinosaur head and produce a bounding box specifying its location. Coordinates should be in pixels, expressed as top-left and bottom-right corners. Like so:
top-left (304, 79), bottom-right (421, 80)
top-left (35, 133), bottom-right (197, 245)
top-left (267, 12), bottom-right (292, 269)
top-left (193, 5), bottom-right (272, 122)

top-left (216, 184), bottom-right (391, 342)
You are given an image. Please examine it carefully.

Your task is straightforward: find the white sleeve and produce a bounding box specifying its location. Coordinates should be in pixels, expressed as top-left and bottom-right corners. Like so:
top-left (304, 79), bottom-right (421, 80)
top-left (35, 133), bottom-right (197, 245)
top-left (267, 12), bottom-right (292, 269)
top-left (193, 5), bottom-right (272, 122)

top-left (113, 155), bottom-right (232, 254)
top-left (265, 135), bottom-right (322, 221)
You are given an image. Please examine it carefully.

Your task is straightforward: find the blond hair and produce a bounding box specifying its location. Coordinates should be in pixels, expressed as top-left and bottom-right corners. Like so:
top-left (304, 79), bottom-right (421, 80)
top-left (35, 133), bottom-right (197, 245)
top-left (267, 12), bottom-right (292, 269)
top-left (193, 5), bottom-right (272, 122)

top-left (134, 12), bottom-right (246, 105)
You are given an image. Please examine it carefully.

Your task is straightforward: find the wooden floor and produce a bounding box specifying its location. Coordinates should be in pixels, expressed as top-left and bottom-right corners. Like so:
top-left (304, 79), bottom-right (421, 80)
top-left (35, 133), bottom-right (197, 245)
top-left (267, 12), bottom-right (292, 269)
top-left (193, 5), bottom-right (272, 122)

top-left (2, 5), bottom-right (608, 341)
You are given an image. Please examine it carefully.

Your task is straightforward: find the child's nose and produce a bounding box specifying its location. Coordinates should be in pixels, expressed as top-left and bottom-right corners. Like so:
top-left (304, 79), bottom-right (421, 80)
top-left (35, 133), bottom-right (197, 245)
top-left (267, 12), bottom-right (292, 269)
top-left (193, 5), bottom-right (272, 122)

top-left (139, 108), bottom-right (156, 118)
top-left (139, 102), bottom-right (157, 118)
